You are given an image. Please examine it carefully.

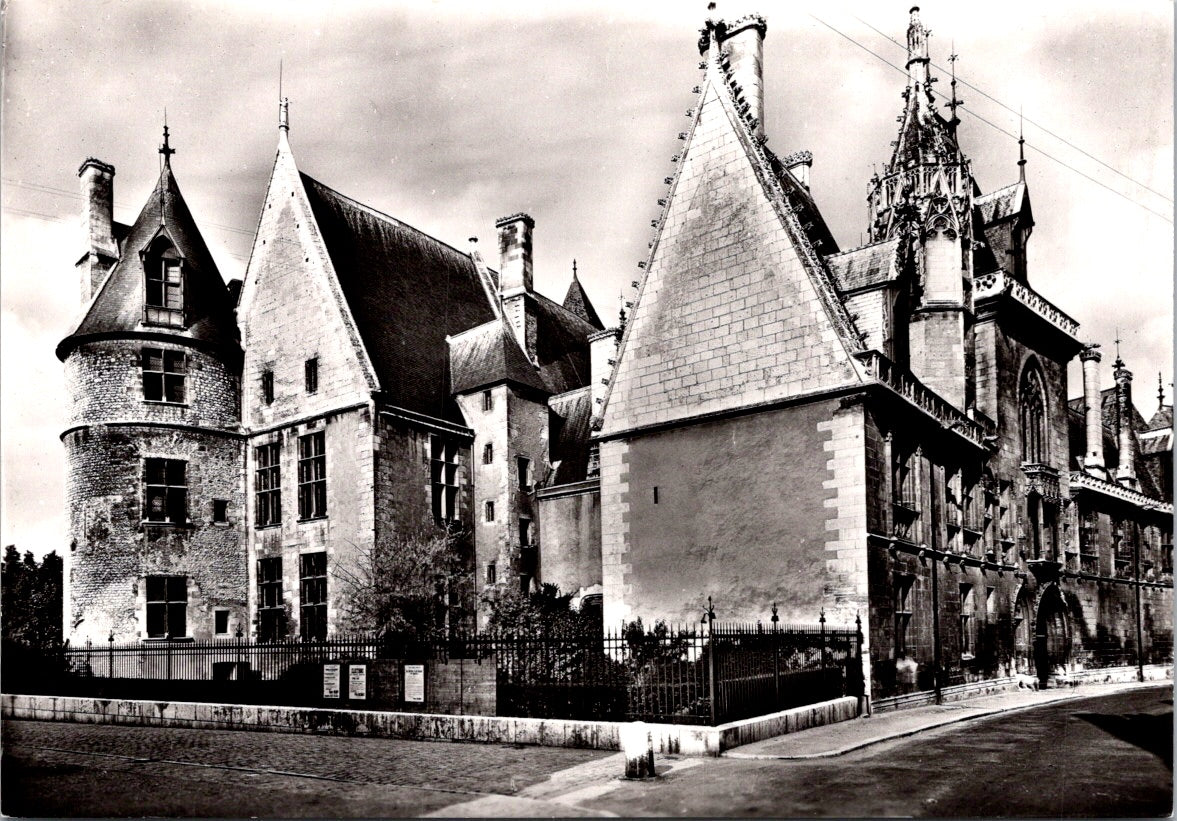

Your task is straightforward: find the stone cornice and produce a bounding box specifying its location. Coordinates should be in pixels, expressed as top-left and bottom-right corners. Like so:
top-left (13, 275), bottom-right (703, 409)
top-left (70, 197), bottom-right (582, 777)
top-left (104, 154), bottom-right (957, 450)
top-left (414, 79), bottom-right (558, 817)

top-left (974, 270), bottom-right (1081, 342)
top-left (1069, 470), bottom-right (1172, 514)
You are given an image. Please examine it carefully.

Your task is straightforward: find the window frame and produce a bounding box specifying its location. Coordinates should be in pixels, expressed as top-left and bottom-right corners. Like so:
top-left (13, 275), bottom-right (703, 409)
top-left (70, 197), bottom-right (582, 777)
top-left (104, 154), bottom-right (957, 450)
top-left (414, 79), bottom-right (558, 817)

top-left (212, 499), bottom-right (229, 524)
top-left (144, 458), bottom-right (187, 525)
top-left (430, 436), bottom-right (460, 523)
top-left (145, 575), bottom-right (187, 638)
top-left (214, 609), bottom-right (231, 636)
top-left (483, 443), bottom-right (494, 465)
top-left (485, 500), bottom-right (495, 522)
top-left (299, 551), bottom-right (328, 641)
top-left (894, 574), bottom-right (915, 656)
top-left (261, 370), bottom-right (274, 405)
top-left (1019, 361), bottom-right (1048, 465)
top-left (141, 347), bottom-right (188, 404)
top-left (297, 432), bottom-right (327, 521)
top-left (482, 390), bottom-right (493, 411)
top-left (959, 583), bottom-right (975, 659)
top-left (517, 456), bottom-right (531, 491)
top-left (255, 443), bottom-right (282, 528)
top-left (144, 245), bottom-right (185, 327)
top-left (257, 556), bottom-right (285, 642)
top-left (304, 357), bottom-right (319, 395)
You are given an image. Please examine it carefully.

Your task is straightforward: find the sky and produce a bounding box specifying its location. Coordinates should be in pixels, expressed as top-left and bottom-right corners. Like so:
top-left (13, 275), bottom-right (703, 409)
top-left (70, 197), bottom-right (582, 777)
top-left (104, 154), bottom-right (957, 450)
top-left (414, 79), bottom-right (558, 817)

top-left (1, 0), bottom-right (1172, 556)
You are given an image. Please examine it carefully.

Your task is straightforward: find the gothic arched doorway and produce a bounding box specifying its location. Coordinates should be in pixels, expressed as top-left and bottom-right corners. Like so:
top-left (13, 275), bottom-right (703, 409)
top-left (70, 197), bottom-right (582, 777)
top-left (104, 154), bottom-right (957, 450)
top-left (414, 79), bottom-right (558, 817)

top-left (1034, 587), bottom-right (1069, 683)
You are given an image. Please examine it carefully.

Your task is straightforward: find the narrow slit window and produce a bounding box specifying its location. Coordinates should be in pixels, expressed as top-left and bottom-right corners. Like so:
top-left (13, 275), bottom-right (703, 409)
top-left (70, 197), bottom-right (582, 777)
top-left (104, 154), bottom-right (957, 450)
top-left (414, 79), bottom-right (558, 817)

top-left (304, 358), bottom-right (319, 394)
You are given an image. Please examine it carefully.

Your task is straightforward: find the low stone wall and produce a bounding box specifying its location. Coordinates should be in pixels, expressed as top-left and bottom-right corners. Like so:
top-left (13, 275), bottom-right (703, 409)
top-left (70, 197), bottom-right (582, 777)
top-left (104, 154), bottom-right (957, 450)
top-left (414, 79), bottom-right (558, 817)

top-left (871, 664), bottom-right (1173, 713)
top-left (1, 693), bottom-right (859, 757)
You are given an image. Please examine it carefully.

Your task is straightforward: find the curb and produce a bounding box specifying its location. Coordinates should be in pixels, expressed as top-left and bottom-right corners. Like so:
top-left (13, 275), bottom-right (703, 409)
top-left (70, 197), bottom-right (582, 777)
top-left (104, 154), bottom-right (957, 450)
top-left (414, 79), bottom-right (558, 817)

top-left (723, 681), bottom-right (1170, 760)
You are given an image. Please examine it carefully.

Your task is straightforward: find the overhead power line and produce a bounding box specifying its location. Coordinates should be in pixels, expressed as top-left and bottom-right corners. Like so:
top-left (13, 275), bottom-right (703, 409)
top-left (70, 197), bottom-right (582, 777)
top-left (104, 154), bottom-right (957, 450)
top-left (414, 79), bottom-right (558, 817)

top-left (849, 12), bottom-right (1173, 206)
top-left (808, 14), bottom-right (1173, 224)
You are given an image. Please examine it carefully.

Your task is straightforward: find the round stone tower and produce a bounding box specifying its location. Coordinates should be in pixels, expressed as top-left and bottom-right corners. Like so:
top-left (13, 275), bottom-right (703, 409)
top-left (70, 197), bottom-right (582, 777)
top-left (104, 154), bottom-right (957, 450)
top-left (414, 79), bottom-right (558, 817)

top-left (57, 133), bottom-right (246, 644)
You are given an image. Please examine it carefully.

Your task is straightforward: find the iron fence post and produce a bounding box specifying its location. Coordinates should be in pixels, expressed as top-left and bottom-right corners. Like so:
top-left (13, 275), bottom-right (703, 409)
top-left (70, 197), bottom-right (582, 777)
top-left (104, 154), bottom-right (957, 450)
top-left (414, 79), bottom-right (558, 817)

top-left (819, 609), bottom-right (828, 674)
top-left (703, 596), bottom-right (717, 726)
top-left (771, 603), bottom-right (780, 708)
top-left (167, 636), bottom-right (173, 681)
top-left (108, 630), bottom-right (114, 678)
top-left (856, 611), bottom-right (869, 715)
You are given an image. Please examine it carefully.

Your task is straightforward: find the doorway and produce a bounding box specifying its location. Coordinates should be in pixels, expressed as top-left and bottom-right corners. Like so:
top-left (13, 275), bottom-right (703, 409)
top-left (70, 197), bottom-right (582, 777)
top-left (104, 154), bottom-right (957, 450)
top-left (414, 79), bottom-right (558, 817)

top-left (1033, 587), bottom-right (1069, 683)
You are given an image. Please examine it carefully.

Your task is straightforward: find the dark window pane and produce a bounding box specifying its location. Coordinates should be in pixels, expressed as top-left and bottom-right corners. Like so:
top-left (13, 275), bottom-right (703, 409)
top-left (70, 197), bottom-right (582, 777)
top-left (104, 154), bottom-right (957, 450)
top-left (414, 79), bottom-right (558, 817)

top-left (166, 460), bottom-right (186, 485)
top-left (167, 576), bottom-right (187, 601)
top-left (146, 459), bottom-right (166, 484)
top-left (143, 373), bottom-right (163, 401)
top-left (143, 349), bottom-right (163, 370)
top-left (146, 604), bottom-right (166, 638)
top-left (146, 489), bottom-right (167, 520)
top-left (165, 375), bottom-right (185, 403)
top-left (168, 603), bottom-right (187, 636)
top-left (164, 350), bottom-right (186, 373)
top-left (215, 610), bottom-right (229, 634)
top-left (146, 576), bottom-right (167, 601)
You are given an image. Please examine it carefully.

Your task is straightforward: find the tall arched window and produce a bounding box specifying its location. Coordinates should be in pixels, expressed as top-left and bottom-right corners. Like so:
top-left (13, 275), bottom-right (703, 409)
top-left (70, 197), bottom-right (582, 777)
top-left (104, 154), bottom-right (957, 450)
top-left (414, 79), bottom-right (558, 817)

top-left (1019, 361), bottom-right (1047, 464)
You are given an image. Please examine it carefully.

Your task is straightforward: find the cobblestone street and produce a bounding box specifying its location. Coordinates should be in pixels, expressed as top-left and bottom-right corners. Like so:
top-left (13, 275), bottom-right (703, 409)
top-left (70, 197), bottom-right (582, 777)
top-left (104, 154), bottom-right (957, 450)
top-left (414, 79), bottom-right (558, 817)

top-left (1, 721), bottom-right (608, 817)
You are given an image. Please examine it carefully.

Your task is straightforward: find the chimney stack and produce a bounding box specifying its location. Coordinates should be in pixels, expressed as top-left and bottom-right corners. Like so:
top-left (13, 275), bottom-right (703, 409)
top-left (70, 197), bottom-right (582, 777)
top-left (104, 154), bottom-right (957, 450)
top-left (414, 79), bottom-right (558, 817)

top-left (77, 158), bottom-right (117, 303)
top-left (496, 213), bottom-right (534, 294)
top-left (1080, 345), bottom-right (1106, 479)
top-left (496, 213), bottom-right (536, 359)
top-left (717, 15), bottom-right (767, 141)
top-left (1114, 359), bottom-right (1137, 488)
top-left (783, 150), bottom-right (813, 189)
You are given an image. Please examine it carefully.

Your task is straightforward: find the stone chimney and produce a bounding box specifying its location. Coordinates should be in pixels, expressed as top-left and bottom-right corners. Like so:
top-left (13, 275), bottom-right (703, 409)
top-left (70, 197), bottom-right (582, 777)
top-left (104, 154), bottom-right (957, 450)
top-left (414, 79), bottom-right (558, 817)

top-left (1114, 359), bottom-right (1137, 488)
top-left (717, 15), bottom-right (767, 140)
top-left (77, 158), bottom-right (118, 303)
top-left (1080, 345), bottom-right (1106, 479)
top-left (783, 150), bottom-right (813, 189)
top-left (496, 213), bottom-right (536, 359)
top-left (589, 328), bottom-right (620, 412)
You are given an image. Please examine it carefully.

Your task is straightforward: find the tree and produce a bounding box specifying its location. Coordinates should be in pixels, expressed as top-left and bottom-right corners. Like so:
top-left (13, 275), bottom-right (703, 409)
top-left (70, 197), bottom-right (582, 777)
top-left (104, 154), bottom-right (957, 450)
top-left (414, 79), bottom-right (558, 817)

top-left (486, 583), bottom-right (601, 635)
top-left (332, 524), bottom-right (472, 642)
top-left (1, 546), bottom-right (63, 648)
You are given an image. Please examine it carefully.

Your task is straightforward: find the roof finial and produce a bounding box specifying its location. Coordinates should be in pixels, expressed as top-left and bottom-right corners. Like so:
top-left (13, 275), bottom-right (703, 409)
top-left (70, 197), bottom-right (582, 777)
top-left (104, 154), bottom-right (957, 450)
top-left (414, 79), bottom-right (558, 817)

top-left (572, 258), bottom-right (578, 281)
top-left (1114, 328), bottom-right (1123, 368)
top-left (946, 44), bottom-right (962, 131)
top-left (1017, 107), bottom-right (1027, 183)
top-left (1158, 372), bottom-right (1165, 410)
top-left (278, 60), bottom-right (290, 133)
top-left (159, 113), bottom-right (175, 167)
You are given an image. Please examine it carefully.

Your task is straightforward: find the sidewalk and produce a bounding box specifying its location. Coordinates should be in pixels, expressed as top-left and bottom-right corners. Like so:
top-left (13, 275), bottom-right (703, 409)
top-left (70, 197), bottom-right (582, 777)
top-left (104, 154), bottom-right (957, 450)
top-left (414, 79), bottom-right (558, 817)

top-left (726, 679), bottom-right (1170, 759)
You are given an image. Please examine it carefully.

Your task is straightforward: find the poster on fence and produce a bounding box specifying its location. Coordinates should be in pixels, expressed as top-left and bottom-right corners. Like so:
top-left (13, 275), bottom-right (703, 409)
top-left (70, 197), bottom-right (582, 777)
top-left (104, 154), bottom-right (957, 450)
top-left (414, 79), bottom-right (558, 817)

top-left (404, 663), bottom-right (425, 702)
top-left (323, 664), bottom-right (341, 699)
top-left (349, 664), bottom-right (367, 700)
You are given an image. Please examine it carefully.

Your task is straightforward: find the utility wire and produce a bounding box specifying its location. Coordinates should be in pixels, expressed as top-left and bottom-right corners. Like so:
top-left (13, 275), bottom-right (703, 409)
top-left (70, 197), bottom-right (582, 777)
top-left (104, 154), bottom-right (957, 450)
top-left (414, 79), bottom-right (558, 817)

top-left (809, 14), bottom-right (1173, 224)
top-left (849, 12), bottom-right (1174, 205)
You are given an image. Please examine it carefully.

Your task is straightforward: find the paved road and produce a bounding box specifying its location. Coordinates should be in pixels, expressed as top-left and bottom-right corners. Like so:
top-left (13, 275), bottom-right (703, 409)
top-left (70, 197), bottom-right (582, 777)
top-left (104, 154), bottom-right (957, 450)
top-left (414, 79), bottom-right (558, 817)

top-left (584, 686), bottom-right (1173, 818)
top-left (1, 721), bottom-right (606, 817)
top-left (3, 686), bottom-right (1171, 817)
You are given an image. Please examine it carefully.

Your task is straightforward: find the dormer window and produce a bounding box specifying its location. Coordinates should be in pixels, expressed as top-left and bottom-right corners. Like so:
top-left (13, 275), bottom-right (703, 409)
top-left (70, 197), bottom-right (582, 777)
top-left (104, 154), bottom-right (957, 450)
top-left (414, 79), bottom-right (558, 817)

top-left (145, 243), bottom-right (185, 327)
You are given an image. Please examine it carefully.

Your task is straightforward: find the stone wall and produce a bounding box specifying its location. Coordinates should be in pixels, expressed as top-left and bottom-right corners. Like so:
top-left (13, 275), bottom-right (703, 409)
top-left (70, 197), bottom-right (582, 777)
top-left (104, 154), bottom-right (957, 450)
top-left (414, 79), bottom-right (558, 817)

top-left (602, 398), bottom-right (851, 626)
top-left (64, 424), bottom-right (246, 644)
top-left (536, 482), bottom-right (602, 600)
top-left (246, 407), bottom-right (375, 639)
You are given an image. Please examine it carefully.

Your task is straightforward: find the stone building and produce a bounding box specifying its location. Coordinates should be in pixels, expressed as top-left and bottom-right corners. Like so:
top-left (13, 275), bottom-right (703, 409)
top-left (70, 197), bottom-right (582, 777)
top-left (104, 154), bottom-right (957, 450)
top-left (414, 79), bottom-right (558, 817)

top-left (59, 136), bottom-right (246, 643)
top-left (61, 8), bottom-right (1171, 699)
top-left (595, 8), bottom-right (1172, 698)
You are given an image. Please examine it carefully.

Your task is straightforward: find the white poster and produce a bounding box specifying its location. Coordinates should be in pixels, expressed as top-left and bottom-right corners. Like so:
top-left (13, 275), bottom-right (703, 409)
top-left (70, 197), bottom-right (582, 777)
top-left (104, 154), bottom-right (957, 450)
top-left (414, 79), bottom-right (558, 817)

top-left (348, 664), bottom-right (367, 700)
top-left (323, 663), bottom-right (341, 699)
top-left (404, 663), bottom-right (425, 703)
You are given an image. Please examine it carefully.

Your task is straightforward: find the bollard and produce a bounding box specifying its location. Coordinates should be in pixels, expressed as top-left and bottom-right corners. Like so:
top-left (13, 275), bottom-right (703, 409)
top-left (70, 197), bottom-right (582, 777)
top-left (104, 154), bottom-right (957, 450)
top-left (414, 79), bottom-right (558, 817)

top-left (620, 721), bottom-right (656, 779)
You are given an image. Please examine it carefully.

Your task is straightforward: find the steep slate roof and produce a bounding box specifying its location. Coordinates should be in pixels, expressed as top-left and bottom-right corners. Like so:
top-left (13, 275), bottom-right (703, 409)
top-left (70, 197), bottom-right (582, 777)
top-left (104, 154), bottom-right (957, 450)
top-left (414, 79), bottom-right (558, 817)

top-left (561, 273), bottom-right (604, 330)
top-left (826, 237), bottom-right (903, 293)
top-left (531, 293), bottom-right (594, 394)
top-left (976, 182), bottom-right (1026, 224)
top-left (546, 387), bottom-right (594, 486)
top-left (448, 294), bottom-right (595, 398)
top-left (1146, 404), bottom-right (1173, 433)
top-left (300, 173), bottom-right (497, 418)
top-left (58, 167), bottom-right (239, 359)
top-left (449, 320), bottom-right (547, 396)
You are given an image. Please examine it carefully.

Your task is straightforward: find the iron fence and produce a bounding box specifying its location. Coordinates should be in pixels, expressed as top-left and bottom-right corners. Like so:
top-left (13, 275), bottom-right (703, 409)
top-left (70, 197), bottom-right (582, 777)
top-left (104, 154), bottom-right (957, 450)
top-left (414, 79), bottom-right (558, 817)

top-left (27, 618), bottom-right (864, 725)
